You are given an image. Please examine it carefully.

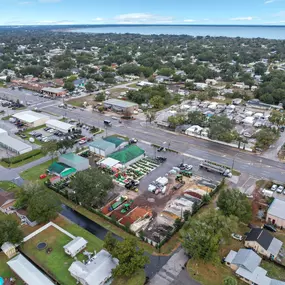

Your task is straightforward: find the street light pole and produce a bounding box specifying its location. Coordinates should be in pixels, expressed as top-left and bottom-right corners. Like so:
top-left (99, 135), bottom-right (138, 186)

top-left (231, 153), bottom-right (238, 170)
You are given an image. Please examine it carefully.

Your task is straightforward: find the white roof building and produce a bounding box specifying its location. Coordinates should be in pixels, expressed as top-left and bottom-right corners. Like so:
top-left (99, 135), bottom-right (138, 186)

top-left (68, 249), bottom-right (119, 285)
top-left (64, 237), bottom-right (88, 257)
top-left (46, 119), bottom-right (75, 134)
top-left (12, 111), bottom-right (50, 127)
top-left (7, 254), bottom-right (54, 285)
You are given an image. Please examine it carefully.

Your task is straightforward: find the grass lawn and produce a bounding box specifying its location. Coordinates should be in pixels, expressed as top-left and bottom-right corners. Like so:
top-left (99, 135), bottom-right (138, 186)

top-left (21, 216), bottom-right (103, 285)
top-left (261, 260), bottom-right (285, 281)
top-left (21, 159), bottom-right (53, 181)
top-left (127, 83), bottom-right (138, 88)
top-left (1, 115), bottom-right (12, 121)
top-left (0, 253), bottom-right (24, 285)
top-left (0, 181), bottom-right (22, 193)
top-left (112, 269), bottom-right (146, 285)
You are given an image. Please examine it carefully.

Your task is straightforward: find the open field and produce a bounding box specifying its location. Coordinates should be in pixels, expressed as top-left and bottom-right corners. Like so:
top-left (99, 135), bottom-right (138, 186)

top-left (0, 253), bottom-right (24, 285)
top-left (0, 181), bottom-right (22, 193)
top-left (21, 216), bottom-right (103, 285)
top-left (21, 159), bottom-right (52, 181)
top-left (262, 260), bottom-right (285, 281)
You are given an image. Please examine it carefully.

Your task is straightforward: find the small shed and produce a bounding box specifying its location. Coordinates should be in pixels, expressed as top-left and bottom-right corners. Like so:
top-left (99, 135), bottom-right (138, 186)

top-left (48, 162), bottom-right (77, 178)
top-left (1, 242), bottom-right (16, 259)
top-left (63, 237), bottom-right (88, 257)
top-left (59, 153), bottom-right (89, 171)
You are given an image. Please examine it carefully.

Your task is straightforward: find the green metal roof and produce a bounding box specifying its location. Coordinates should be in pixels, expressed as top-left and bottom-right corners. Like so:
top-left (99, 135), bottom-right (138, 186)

top-left (108, 145), bottom-right (144, 164)
top-left (60, 153), bottom-right (87, 163)
top-left (48, 162), bottom-right (76, 177)
top-left (103, 136), bottom-right (125, 147)
top-left (89, 139), bottom-right (115, 150)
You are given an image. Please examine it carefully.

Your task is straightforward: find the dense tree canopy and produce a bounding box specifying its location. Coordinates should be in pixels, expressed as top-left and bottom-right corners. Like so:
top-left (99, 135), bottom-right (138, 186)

top-left (0, 214), bottom-right (24, 245)
top-left (217, 189), bottom-right (252, 223)
top-left (71, 168), bottom-right (113, 207)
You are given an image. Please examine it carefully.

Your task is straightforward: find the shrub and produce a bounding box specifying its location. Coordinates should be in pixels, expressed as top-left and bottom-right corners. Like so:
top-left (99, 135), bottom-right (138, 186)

top-left (2, 149), bottom-right (42, 164)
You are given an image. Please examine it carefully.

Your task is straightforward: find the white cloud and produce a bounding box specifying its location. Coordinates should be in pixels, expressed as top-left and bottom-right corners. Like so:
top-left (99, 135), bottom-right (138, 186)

top-left (230, 16), bottom-right (253, 21)
top-left (38, 0), bottom-right (61, 3)
top-left (94, 17), bottom-right (104, 21)
top-left (36, 20), bottom-right (75, 25)
top-left (184, 19), bottom-right (196, 23)
top-left (274, 10), bottom-right (285, 17)
top-left (114, 13), bottom-right (174, 24)
top-left (265, 0), bottom-right (276, 3)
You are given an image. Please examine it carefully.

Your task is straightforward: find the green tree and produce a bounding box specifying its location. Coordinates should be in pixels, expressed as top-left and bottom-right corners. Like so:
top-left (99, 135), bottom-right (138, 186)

top-left (56, 139), bottom-right (74, 154)
top-left (103, 232), bottom-right (117, 253)
top-left (6, 75), bottom-right (11, 83)
top-left (111, 238), bottom-right (150, 277)
top-left (0, 214), bottom-right (24, 245)
top-left (187, 111), bottom-right (206, 126)
top-left (96, 93), bottom-right (105, 102)
top-left (181, 210), bottom-right (237, 261)
top-left (27, 188), bottom-right (61, 223)
top-left (158, 68), bottom-right (174, 77)
top-left (269, 110), bottom-right (285, 127)
top-left (202, 194), bottom-right (211, 204)
top-left (85, 81), bottom-right (95, 92)
top-left (217, 189), bottom-right (252, 223)
top-left (41, 141), bottom-right (58, 161)
top-left (208, 115), bottom-right (236, 142)
top-left (168, 114), bottom-right (186, 128)
top-left (150, 95), bottom-right (163, 109)
top-left (254, 127), bottom-right (279, 150)
top-left (224, 276), bottom-right (238, 285)
top-left (65, 75), bottom-right (78, 82)
top-left (71, 168), bottom-right (113, 207)
top-left (64, 81), bottom-right (75, 91)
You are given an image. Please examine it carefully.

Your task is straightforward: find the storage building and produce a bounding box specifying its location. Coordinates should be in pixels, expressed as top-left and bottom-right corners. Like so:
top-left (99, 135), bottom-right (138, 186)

top-left (108, 145), bottom-right (145, 167)
top-left (41, 87), bottom-right (67, 97)
top-left (89, 139), bottom-right (116, 157)
top-left (12, 111), bottom-right (50, 127)
top-left (64, 237), bottom-right (88, 257)
top-left (0, 128), bottom-right (32, 155)
top-left (48, 162), bottom-right (77, 178)
top-left (46, 119), bottom-right (75, 134)
top-left (59, 153), bottom-right (89, 171)
top-left (103, 99), bottom-right (138, 114)
top-left (7, 254), bottom-right (54, 285)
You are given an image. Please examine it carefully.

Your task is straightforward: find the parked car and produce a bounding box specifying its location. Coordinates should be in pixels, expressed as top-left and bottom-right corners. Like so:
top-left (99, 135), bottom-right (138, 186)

top-left (157, 146), bottom-right (165, 152)
top-left (263, 224), bottom-right (276, 232)
top-left (271, 184), bottom-right (278, 191)
top-left (231, 233), bottom-right (243, 241)
top-left (277, 186), bottom-right (284, 193)
top-left (129, 138), bottom-right (138, 144)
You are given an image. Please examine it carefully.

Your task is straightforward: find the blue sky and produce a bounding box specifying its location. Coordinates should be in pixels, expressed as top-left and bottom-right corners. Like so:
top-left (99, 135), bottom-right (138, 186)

top-left (0, 0), bottom-right (285, 25)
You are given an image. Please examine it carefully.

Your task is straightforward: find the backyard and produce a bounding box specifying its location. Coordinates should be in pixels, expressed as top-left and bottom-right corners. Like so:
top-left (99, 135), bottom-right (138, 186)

top-left (261, 260), bottom-right (285, 281)
top-left (0, 181), bottom-right (22, 193)
top-left (113, 269), bottom-right (146, 285)
top-left (21, 216), bottom-right (103, 285)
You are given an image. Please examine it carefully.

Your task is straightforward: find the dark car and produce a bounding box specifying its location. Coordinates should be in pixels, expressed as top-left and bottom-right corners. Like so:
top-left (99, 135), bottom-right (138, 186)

top-left (263, 224), bottom-right (277, 232)
top-left (157, 146), bottom-right (164, 152)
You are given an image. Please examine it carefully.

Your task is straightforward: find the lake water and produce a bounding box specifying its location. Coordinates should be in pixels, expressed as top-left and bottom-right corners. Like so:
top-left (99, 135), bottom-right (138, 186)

top-left (70, 25), bottom-right (285, 40)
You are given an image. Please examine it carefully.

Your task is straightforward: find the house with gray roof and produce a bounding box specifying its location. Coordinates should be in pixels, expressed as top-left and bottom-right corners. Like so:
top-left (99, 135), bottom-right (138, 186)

top-left (225, 248), bottom-right (285, 285)
top-left (266, 199), bottom-right (285, 228)
top-left (245, 228), bottom-right (283, 259)
top-left (68, 249), bottom-right (119, 285)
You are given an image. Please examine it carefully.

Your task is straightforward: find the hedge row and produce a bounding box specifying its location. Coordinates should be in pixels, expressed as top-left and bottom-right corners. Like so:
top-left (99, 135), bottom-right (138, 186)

top-left (2, 149), bottom-right (42, 164)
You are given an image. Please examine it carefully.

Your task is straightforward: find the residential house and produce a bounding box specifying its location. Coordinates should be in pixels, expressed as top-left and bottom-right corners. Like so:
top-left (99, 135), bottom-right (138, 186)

top-left (73, 78), bottom-right (87, 88)
top-left (205, 79), bottom-right (217, 85)
top-left (0, 191), bottom-right (16, 213)
top-left (194, 82), bottom-right (208, 90)
top-left (245, 228), bottom-right (283, 259)
top-left (155, 75), bottom-right (170, 83)
top-left (68, 249), bottom-right (119, 285)
top-left (225, 248), bottom-right (285, 285)
top-left (16, 209), bottom-right (37, 227)
top-left (266, 199), bottom-right (285, 228)
top-left (64, 237), bottom-right (88, 258)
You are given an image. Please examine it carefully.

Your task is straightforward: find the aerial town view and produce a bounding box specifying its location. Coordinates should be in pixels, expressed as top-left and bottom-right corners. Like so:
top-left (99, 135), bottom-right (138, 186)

top-left (1, 1), bottom-right (285, 285)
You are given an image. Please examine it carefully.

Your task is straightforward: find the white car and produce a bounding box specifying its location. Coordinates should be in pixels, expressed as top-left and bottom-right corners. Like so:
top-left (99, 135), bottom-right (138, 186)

top-left (277, 186), bottom-right (284, 193)
top-left (48, 128), bottom-right (55, 133)
top-left (231, 233), bottom-right (243, 241)
top-left (271, 184), bottom-right (278, 191)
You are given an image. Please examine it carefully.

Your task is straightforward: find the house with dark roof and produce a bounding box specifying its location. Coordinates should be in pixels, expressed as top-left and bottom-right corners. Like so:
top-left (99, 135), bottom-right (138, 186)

top-left (0, 191), bottom-right (16, 213)
top-left (225, 248), bottom-right (285, 285)
top-left (245, 228), bottom-right (283, 259)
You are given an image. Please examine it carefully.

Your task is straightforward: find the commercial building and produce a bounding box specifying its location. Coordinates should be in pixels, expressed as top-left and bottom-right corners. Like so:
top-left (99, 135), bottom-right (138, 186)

top-left (48, 162), bottom-right (77, 178)
top-left (103, 99), bottom-right (138, 114)
top-left (41, 87), bottom-right (67, 97)
top-left (266, 198), bottom-right (285, 228)
top-left (63, 237), bottom-right (88, 258)
top-left (12, 111), bottom-right (50, 128)
top-left (89, 139), bottom-right (116, 157)
top-left (108, 145), bottom-right (145, 167)
top-left (59, 153), bottom-right (90, 171)
top-left (0, 128), bottom-right (32, 155)
top-left (46, 119), bottom-right (75, 134)
top-left (7, 254), bottom-right (54, 285)
top-left (245, 228), bottom-right (283, 259)
top-left (68, 249), bottom-right (119, 285)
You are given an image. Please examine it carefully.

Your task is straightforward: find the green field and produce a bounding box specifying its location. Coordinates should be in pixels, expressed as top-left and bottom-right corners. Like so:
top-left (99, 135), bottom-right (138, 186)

top-left (0, 181), bottom-right (22, 193)
top-left (21, 159), bottom-right (53, 181)
top-left (21, 216), bottom-right (103, 285)
top-left (113, 269), bottom-right (146, 285)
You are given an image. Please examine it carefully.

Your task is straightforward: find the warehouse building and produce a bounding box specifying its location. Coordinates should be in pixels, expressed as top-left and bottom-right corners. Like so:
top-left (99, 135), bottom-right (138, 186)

top-left (0, 128), bottom-right (32, 154)
top-left (12, 111), bottom-right (50, 128)
top-left (41, 87), bottom-right (67, 97)
top-left (103, 99), bottom-right (138, 114)
top-left (59, 153), bottom-right (90, 171)
top-left (108, 145), bottom-right (145, 167)
top-left (46, 119), bottom-right (75, 133)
